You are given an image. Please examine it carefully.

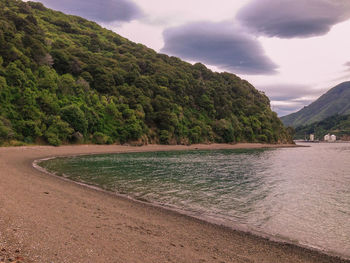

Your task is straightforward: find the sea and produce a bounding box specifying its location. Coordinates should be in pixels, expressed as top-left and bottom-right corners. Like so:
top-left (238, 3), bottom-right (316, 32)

top-left (39, 142), bottom-right (350, 258)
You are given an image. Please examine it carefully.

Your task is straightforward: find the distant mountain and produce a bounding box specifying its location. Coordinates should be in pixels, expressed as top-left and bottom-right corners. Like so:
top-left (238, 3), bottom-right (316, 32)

top-left (281, 81), bottom-right (350, 127)
top-left (294, 114), bottom-right (350, 141)
top-left (0, 0), bottom-right (292, 146)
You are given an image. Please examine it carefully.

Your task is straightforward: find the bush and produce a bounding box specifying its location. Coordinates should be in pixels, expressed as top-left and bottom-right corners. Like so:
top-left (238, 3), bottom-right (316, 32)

top-left (256, 134), bottom-right (268, 142)
top-left (213, 119), bottom-right (235, 143)
top-left (93, 132), bottom-right (112, 144)
top-left (0, 118), bottom-right (14, 144)
top-left (159, 130), bottom-right (170, 144)
top-left (60, 105), bottom-right (88, 134)
top-left (125, 122), bottom-right (143, 140)
top-left (45, 132), bottom-right (61, 146)
top-left (44, 116), bottom-right (73, 145)
top-left (189, 126), bottom-right (202, 144)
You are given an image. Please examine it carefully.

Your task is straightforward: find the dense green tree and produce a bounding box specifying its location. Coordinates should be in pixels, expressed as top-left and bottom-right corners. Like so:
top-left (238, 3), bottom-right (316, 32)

top-left (5, 62), bottom-right (26, 87)
top-left (44, 116), bottom-right (73, 146)
top-left (60, 105), bottom-right (88, 135)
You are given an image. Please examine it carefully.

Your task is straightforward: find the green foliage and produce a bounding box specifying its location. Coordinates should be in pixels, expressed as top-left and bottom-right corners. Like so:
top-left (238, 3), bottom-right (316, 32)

top-left (213, 119), bottom-right (235, 143)
top-left (294, 114), bottom-right (350, 140)
top-left (0, 0), bottom-right (292, 146)
top-left (159, 130), bottom-right (170, 144)
top-left (93, 132), bottom-right (112, 144)
top-left (0, 117), bottom-right (14, 144)
top-left (189, 126), bottom-right (202, 144)
top-left (44, 116), bottom-right (74, 146)
top-left (60, 105), bottom-right (87, 134)
top-left (5, 62), bottom-right (26, 87)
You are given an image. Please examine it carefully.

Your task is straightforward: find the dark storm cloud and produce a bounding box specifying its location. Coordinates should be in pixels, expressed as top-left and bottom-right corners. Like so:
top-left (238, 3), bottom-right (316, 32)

top-left (161, 22), bottom-right (278, 75)
top-left (259, 84), bottom-right (328, 116)
top-left (38, 0), bottom-right (142, 23)
top-left (237, 0), bottom-right (350, 38)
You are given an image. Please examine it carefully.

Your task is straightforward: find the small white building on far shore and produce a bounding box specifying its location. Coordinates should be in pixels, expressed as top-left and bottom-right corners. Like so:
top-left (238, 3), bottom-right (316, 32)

top-left (324, 134), bottom-right (336, 142)
top-left (310, 134), bottom-right (315, 141)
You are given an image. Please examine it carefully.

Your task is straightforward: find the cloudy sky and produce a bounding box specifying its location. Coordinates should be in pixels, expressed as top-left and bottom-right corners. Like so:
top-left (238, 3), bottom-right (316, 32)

top-left (33, 0), bottom-right (350, 116)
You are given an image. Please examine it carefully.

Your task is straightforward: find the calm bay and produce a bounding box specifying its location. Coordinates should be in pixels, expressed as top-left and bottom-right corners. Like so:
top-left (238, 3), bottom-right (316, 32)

top-left (39, 143), bottom-right (350, 258)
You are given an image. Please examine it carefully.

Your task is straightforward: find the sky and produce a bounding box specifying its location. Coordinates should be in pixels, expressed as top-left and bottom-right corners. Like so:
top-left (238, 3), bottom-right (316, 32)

top-left (31, 0), bottom-right (350, 116)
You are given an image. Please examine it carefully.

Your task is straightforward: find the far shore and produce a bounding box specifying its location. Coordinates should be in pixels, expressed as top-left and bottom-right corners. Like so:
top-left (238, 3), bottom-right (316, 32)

top-left (1, 143), bottom-right (348, 263)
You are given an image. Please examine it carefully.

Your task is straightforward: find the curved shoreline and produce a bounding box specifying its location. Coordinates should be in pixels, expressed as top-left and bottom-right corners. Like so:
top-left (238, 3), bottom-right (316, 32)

top-left (32, 148), bottom-right (349, 262)
top-left (0, 143), bottom-right (348, 263)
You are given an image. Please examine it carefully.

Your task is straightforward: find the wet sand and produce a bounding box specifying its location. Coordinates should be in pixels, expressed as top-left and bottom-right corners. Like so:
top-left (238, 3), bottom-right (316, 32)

top-left (0, 143), bottom-right (348, 263)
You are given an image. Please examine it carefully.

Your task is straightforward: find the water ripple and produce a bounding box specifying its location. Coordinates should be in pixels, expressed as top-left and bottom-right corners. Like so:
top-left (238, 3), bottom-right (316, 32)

top-left (40, 143), bottom-right (350, 258)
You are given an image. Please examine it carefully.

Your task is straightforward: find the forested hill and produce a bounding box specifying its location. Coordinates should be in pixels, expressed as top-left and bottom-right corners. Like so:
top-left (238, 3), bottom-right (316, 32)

top-left (294, 114), bottom-right (350, 141)
top-left (281, 81), bottom-right (350, 127)
top-left (0, 0), bottom-right (292, 146)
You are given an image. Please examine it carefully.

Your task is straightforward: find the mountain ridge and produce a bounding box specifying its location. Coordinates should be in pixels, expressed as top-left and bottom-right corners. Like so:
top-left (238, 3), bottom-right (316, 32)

top-left (281, 81), bottom-right (350, 127)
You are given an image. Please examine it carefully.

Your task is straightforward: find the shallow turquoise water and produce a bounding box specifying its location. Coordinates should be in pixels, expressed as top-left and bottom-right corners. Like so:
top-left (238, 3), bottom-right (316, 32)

top-left (39, 143), bottom-right (350, 257)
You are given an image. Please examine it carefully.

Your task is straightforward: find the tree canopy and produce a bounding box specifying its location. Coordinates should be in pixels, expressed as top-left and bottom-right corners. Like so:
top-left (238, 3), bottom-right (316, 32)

top-left (294, 114), bottom-right (350, 140)
top-left (0, 0), bottom-right (292, 146)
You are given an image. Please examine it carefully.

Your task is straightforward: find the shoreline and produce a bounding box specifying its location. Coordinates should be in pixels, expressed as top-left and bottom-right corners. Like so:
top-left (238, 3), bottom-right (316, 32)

top-left (33, 150), bottom-right (347, 261)
top-left (0, 143), bottom-right (348, 262)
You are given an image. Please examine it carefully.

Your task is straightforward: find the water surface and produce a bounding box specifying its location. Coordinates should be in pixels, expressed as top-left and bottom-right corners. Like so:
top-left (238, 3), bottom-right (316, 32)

top-left (39, 143), bottom-right (350, 258)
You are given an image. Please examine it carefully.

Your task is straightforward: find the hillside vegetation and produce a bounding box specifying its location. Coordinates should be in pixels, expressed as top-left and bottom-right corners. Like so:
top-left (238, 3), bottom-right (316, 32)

top-left (0, 0), bottom-right (292, 146)
top-left (295, 114), bottom-right (350, 140)
top-left (281, 81), bottom-right (350, 127)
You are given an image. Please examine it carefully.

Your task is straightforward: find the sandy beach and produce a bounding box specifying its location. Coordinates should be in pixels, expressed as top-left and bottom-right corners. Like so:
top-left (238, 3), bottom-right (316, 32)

top-left (0, 143), bottom-right (348, 263)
